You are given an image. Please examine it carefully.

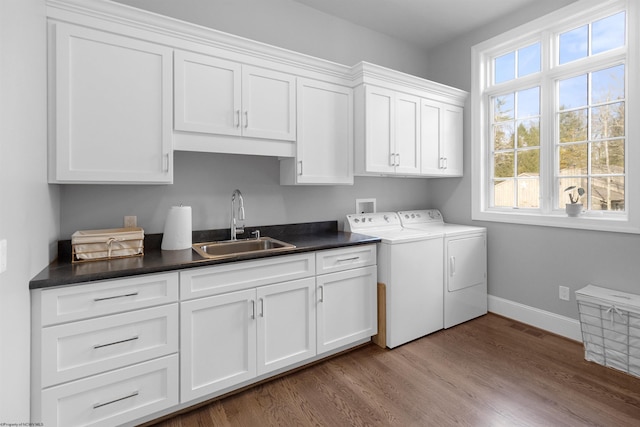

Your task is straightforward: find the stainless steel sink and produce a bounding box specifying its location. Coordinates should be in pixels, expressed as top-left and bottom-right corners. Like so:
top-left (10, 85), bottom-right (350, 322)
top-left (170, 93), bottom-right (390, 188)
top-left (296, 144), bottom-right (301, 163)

top-left (192, 237), bottom-right (296, 259)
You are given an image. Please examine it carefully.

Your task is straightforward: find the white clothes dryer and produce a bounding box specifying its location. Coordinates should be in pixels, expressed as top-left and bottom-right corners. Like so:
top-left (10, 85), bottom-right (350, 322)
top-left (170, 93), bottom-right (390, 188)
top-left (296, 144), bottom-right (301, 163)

top-left (398, 210), bottom-right (487, 329)
top-left (345, 212), bottom-right (444, 348)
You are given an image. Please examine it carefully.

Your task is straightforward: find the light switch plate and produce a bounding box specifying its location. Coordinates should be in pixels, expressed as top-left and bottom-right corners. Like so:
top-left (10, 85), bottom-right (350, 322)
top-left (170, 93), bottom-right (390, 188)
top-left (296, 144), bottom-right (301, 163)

top-left (0, 239), bottom-right (7, 273)
top-left (124, 216), bottom-right (137, 228)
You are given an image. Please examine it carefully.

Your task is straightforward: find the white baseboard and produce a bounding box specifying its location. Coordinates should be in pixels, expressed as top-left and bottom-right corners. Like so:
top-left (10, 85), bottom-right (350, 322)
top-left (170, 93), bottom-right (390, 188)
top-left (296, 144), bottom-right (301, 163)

top-left (488, 295), bottom-right (582, 342)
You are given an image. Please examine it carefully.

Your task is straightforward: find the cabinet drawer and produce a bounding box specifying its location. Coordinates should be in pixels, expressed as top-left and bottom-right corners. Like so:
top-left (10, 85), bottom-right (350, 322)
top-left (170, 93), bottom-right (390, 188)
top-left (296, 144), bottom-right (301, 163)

top-left (41, 354), bottom-right (178, 427)
top-left (316, 244), bottom-right (376, 275)
top-left (40, 272), bottom-right (179, 325)
top-left (42, 304), bottom-right (178, 387)
top-left (180, 253), bottom-right (315, 300)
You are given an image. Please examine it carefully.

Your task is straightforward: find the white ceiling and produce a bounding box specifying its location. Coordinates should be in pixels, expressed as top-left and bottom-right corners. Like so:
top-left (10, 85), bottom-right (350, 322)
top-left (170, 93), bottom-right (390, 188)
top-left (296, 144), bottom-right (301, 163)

top-left (293, 0), bottom-right (539, 51)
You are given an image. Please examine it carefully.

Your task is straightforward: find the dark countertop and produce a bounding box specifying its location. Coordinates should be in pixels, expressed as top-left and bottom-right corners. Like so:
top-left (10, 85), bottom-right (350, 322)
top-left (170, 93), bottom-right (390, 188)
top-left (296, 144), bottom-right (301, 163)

top-left (29, 221), bottom-right (380, 290)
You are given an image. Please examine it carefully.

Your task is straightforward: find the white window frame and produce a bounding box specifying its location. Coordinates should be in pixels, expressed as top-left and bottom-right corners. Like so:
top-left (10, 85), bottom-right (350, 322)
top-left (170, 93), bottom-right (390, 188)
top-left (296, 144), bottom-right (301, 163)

top-left (471, 0), bottom-right (640, 233)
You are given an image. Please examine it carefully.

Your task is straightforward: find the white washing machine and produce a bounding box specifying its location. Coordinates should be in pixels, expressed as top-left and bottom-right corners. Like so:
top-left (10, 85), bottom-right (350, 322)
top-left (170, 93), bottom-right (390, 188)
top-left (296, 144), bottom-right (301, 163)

top-left (345, 212), bottom-right (444, 348)
top-left (398, 209), bottom-right (487, 329)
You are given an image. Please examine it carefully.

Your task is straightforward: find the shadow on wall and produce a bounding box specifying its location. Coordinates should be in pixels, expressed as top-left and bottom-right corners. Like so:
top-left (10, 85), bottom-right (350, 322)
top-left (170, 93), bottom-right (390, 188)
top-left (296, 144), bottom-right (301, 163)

top-left (58, 151), bottom-right (433, 237)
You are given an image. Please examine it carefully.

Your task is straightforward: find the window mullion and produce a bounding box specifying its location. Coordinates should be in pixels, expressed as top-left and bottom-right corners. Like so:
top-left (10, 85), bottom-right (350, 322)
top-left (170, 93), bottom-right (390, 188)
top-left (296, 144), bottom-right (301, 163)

top-left (539, 30), bottom-right (554, 214)
top-left (540, 76), bottom-right (554, 214)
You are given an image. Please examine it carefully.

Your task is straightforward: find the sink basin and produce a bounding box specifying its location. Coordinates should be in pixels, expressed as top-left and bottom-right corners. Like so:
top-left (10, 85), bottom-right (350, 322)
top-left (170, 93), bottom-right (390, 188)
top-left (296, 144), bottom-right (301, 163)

top-left (192, 237), bottom-right (296, 259)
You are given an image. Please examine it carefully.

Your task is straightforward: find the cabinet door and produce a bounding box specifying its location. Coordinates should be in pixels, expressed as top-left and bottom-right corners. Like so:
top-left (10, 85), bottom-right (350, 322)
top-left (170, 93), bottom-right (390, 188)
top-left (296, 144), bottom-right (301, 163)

top-left (256, 278), bottom-right (316, 375)
top-left (174, 51), bottom-right (242, 136)
top-left (51, 23), bottom-right (172, 184)
top-left (180, 289), bottom-right (256, 402)
top-left (420, 98), bottom-right (443, 175)
top-left (242, 66), bottom-right (296, 141)
top-left (395, 93), bottom-right (421, 175)
top-left (441, 103), bottom-right (464, 176)
top-left (421, 99), bottom-right (464, 177)
top-left (285, 78), bottom-right (353, 185)
top-left (364, 86), bottom-right (396, 174)
top-left (317, 266), bottom-right (377, 354)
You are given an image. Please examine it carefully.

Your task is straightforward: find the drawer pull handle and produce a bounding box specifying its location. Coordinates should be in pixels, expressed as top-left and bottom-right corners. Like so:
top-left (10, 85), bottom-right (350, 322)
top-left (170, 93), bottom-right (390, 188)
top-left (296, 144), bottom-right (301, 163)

top-left (337, 256), bottom-right (360, 262)
top-left (94, 335), bottom-right (139, 349)
top-left (319, 285), bottom-right (324, 303)
top-left (93, 391), bottom-right (139, 409)
top-left (94, 292), bottom-right (138, 302)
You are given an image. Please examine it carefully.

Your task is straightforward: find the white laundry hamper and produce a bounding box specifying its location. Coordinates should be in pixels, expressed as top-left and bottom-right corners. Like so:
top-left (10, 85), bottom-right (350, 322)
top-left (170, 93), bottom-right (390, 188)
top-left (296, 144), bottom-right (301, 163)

top-left (576, 284), bottom-right (640, 378)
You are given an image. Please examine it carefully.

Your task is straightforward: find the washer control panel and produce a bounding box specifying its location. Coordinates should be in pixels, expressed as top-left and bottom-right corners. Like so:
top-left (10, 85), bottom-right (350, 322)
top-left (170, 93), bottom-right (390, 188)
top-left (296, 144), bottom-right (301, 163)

top-left (397, 209), bottom-right (444, 225)
top-left (345, 212), bottom-right (402, 232)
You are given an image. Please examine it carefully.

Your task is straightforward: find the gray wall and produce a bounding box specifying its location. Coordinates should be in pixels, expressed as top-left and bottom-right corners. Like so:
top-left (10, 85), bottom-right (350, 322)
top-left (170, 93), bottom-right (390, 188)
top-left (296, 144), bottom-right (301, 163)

top-left (60, 152), bottom-right (431, 236)
top-left (0, 0), bottom-right (59, 421)
top-left (427, 0), bottom-right (640, 319)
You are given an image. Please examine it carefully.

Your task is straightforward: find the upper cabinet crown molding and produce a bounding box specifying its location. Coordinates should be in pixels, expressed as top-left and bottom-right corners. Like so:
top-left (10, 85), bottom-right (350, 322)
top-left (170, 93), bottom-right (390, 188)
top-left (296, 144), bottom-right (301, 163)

top-left (46, 0), bottom-right (353, 83)
top-left (350, 62), bottom-right (468, 106)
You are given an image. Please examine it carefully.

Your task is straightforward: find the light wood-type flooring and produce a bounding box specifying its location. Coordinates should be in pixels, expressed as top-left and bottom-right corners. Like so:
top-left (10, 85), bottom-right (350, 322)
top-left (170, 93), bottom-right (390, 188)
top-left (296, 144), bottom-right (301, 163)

top-left (149, 313), bottom-right (640, 426)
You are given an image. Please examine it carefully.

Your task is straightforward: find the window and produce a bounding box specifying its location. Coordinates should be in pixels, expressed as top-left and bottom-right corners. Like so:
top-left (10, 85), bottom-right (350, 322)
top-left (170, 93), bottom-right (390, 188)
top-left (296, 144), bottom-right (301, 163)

top-left (472, 0), bottom-right (639, 233)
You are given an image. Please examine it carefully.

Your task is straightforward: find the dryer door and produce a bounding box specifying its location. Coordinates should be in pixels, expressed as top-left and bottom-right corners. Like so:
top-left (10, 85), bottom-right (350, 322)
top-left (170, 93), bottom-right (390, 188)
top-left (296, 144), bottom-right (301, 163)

top-left (446, 234), bottom-right (486, 292)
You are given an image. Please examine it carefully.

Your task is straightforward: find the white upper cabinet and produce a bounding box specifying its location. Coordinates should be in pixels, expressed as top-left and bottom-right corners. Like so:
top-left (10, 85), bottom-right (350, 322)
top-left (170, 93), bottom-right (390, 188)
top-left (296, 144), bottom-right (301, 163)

top-left (242, 66), bottom-right (296, 141)
top-left (353, 62), bottom-right (467, 178)
top-left (394, 92), bottom-right (422, 175)
top-left (174, 51), bottom-right (296, 141)
top-left (421, 99), bottom-right (464, 177)
top-left (46, 2), bottom-right (467, 184)
top-left (49, 23), bottom-right (173, 184)
top-left (280, 78), bottom-right (353, 185)
top-left (355, 85), bottom-right (421, 176)
top-left (174, 53), bottom-right (242, 136)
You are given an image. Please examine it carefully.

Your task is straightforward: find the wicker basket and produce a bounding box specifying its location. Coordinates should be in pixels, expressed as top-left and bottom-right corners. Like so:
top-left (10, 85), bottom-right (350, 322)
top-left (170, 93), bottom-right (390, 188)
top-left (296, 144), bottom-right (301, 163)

top-left (576, 284), bottom-right (640, 378)
top-left (71, 227), bottom-right (144, 263)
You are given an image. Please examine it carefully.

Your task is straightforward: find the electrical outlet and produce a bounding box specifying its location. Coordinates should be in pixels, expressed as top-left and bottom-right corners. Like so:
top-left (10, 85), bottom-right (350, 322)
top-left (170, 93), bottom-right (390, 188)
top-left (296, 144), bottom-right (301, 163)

top-left (124, 216), bottom-right (137, 228)
top-left (559, 285), bottom-right (570, 301)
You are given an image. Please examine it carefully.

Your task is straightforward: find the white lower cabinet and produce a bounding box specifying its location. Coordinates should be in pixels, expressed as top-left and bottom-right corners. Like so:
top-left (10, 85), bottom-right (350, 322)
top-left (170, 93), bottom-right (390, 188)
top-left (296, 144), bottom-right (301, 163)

top-left (316, 266), bottom-right (377, 353)
top-left (41, 304), bottom-right (178, 388)
top-left (180, 289), bottom-right (257, 402)
top-left (41, 355), bottom-right (178, 427)
top-left (31, 272), bottom-right (180, 427)
top-left (257, 278), bottom-right (316, 375)
top-left (33, 245), bottom-right (377, 425)
top-left (180, 269), bottom-right (316, 402)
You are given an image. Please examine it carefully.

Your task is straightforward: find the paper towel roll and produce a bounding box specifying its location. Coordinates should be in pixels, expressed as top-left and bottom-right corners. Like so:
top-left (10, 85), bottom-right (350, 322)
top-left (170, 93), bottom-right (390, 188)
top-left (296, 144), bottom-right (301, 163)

top-left (161, 205), bottom-right (192, 250)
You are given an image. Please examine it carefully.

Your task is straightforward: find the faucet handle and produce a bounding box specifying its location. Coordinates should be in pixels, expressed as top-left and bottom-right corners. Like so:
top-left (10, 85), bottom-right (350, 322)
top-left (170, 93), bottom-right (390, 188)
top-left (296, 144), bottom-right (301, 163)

top-left (251, 230), bottom-right (260, 240)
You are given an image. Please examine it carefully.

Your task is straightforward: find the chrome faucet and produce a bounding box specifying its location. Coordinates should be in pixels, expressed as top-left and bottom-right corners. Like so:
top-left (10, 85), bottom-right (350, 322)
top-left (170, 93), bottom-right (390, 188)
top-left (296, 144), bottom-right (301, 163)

top-left (230, 189), bottom-right (245, 240)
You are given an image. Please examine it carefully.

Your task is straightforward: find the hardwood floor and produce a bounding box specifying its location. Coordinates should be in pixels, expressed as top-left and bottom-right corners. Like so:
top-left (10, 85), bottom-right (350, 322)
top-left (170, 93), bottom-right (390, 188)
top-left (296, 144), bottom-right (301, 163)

top-left (150, 314), bottom-right (640, 426)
